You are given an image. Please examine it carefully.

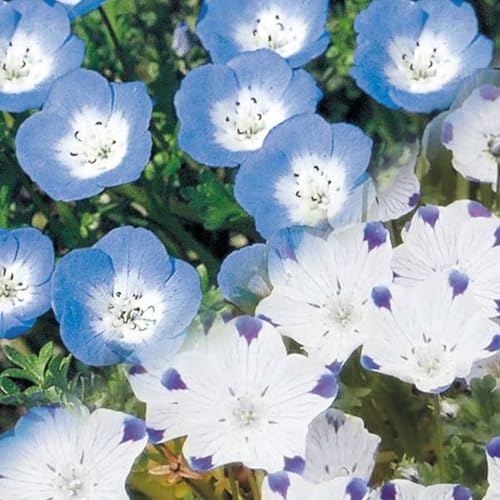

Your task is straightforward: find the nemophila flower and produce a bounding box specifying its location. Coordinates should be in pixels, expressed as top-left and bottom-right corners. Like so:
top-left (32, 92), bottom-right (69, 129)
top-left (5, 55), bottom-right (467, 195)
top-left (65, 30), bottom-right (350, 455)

top-left (392, 200), bottom-right (500, 318)
top-left (51, 226), bottom-right (201, 367)
top-left (351, 0), bottom-right (493, 113)
top-left (303, 409), bottom-right (381, 483)
top-left (174, 49), bottom-right (322, 167)
top-left (0, 406), bottom-right (147, 500)
top-left (375, 480), bottom-right (471, 500)
top-left (365, 142), bottom-right (420, 222)
top-left (16, 69), bottom-right (153, 201)
top-left (485, 436), bottom-right (500, 499)
top-left (0, 227), bottom-right (54, 339)
top-left (196, 0), bottom-right (329, 68)
top-left (361, 274), bottom-right (499, 394)
top-left (217, 243), bottom-right (272, 313)
top-left (0, 0), bottom-right (85, 112)
top-left (256, 222), bottom-right (393, 372)
top-left (45, 0), bottom-right (106, 19)
top-left (262, 473), bottom-right (369, 500)
top-left (128, 316), bottom-right (338, 472)
top-left (235, 114), bottom-right (373, 238)
top-left (441, 85), bottom-right (500, 187)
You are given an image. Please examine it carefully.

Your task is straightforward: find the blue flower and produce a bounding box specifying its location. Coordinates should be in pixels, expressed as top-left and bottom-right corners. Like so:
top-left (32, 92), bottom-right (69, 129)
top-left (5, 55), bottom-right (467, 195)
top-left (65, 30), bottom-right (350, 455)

top-left (174, 49), bottom-right (322, 168)
top-left (0, 405), bottom-right (147, 499)
top-left (0, 227), bottom-right (54, 339)
top-left (51, 226), bottom-right (202, 367)
top-left (350, 0), bottom-right (493, 113)
top-left (0, 0), bottom-right (85, 112)
top-left (196, 0), bottom-right (329, 68)
top-left (45, 0), bottom-right (107, 19)
top-left (217, 243), bottom-right (271, 313)
top-left (234, 113), bottom-right (373, 238)
top-left (15, 69), bottom-right (153, 201)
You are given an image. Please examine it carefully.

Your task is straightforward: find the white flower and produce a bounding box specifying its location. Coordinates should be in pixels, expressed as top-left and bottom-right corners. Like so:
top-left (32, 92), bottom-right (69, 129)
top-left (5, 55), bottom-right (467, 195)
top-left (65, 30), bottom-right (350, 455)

top-left (128, 316), bottom-right (338, 473)
top-left (256, 222), bottom-right (393, 372)
top-left (361, 274), bottom-right (499, 394)
top-left (373, 479), bottom-right (471, 499)
top-left (0, 406), bottom-right (147, 500)
top-left (392, 200), bottom-right (500, 318)
top-left (485, 436), bottom-right (500, 500)
top-left (442, 85), bottom-right (500, 187)
top-left (303, 409), bottom-right (381, 483)
top-left (262, 472), bottom-right (369, 500)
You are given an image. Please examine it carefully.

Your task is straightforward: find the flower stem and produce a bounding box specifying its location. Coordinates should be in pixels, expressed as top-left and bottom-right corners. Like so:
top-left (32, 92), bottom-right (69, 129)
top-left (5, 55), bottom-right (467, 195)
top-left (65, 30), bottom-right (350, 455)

top-left (184, 478), bottom-right (218, 500)
top-left (432, 394), bottom-right (446, 482)
top-left (227, 467), bottom-right (240, 499)
top-left (247, 470), bottom-right (261, 500)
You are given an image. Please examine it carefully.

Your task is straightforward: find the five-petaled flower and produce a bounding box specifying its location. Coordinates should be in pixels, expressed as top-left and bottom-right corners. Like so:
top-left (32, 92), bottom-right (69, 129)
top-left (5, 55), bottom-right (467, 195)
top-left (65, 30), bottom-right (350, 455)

top-left (0, 405), bottom-right (147, 500)
top-left (0, 0), bottom-right (85, 112)
top-left (51, 226), bottom-right (202, 367)
top-left (174, 49), bottom-right (322, 168)
top-left (0, 227), bottom-right (54, 339)
top-left (196, 0), bottom-right (330, 68)
top-left (15, 68), bottom-right (153, 201)
top-left (351, 0), bottom-right (493, 113)
top-left (128, 316), bottom-right (338, 473)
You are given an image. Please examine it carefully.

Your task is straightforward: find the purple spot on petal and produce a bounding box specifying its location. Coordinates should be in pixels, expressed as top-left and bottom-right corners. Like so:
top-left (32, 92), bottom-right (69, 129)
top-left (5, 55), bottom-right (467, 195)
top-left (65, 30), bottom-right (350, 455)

top-left (372, 286), bottom-right (392, 310)
top-left (486, 335), bottom-right (500, 352)
top-left (257, 313), bottom-right (279, 327)
top-left (364, 222), bottom-right (387, 251)
top-left (268, 472), bottom-right (290, 499)
top-left (129, 365), bottom-right (147, 375)
top-left (453, 485), bottom-right (471, 500)
top-left (409, 192), bottom-right (419, 207)
top-left (147, 428), bottom-right (165, 443)
top-left (467, 201), bottom-right (491, 218)
top-left (190, 455), bottom-right (214, 472)
top-left (236, 316), bottom-right (262, 345)
top-left (381, 483), bottom-right (396, 500)
top-left (326, 360), bottom-right (342, 375)
top-left (465, 175), bottom-right (481, 183)
top-left (448, 270), bottom-right (469, 297)
top-left (361, 355), bottom-right (381, 371)
top-left (311, 374), bottom-right (338, 398)
top-left (487, 436), bottom-right (500, 458)
top-left (496, 299), bottom-right (500, 312)
top-left (284, 455), bottom-right (305, 474)
top-left (479, 84), bottom-right (500, 101)
top-left (346, 478), bottom-right (368, 500)
top-left (325, 409), bottom-right (346, 431)
top-left (441, 120), bottom-right (454, 144)
top-left (418, 205), bottom-right (440, 227)
top-left (494, 226), bottom-right (500, 247)
top-left (161, 368), bottom-right (187, 391)
top-left (122, 418), bottom-right (146, 443)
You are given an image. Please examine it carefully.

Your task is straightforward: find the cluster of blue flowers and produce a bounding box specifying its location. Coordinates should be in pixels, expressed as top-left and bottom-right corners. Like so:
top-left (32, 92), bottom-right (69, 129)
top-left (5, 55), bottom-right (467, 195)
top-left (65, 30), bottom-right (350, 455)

top-left (1, 0), bottom-right (500, 498)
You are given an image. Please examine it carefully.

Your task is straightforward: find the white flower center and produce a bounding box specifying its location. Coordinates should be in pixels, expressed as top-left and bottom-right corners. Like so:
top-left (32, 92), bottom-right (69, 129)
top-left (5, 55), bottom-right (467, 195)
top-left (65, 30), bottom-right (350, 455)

top-left (210, 88), bottom-right (287, 152)
top-left (0, 265), bottom-right (29, 311)
top-left (47, 461), bottom-right (94, 499)
top-left (386, 34), bottom-right (460, 93)
top-left (232, 395), bottom-right (260, 428)
top-left (327, 291), bottom-right (364, 332)
top-left (275, 156), bottom-right (348, 226)
top-left (0, 36), bottom-right (52, 93)
top-left (105, 289), bottom-right (158, 339)
top-left (233, 9), bottom-right (308, 58)
top-left (56, 109), bottom-right (129, 179)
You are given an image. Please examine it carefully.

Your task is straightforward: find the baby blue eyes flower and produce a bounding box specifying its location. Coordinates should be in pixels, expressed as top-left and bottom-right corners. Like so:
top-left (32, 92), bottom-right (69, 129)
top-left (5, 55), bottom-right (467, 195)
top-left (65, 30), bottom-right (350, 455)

top-left (351, 0), bottom-right (493, 113)
top-left (442, 84), bottom-right (500, 187)
top-left (196, 0), bottom-right (330, 68)
top-left (45, 0), bottom-right (107, 19)
top-left (51, 226), bottom-right (202, 367)
top-left (0, 227), bottom-right (54, 339)
top-left (0, 0), bottom-right (85, 112)
top-left (15, 68), bottom-right (153, 201)
top-left (174, 49), bottom-right (322, 168)
top-left (485, 436), bottom-right (500, 499)
top-left (235, 114), bottom-right (373, 239)
top-left (0, 406), bottom-right (147, 500)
